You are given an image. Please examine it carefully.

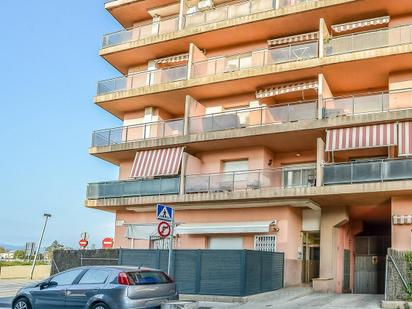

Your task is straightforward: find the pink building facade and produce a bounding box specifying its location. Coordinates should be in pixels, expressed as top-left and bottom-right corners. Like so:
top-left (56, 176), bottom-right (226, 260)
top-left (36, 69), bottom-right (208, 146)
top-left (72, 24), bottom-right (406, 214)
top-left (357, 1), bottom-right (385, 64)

top-left (88, 0), bottom-right (412, 293)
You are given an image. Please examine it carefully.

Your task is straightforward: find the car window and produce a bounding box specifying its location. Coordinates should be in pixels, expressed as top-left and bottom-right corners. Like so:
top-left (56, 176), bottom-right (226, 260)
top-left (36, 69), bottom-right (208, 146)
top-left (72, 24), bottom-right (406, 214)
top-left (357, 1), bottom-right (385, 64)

top-left (78, 269), bottom-right (110, 284)
top-left (128, 271), bottom-right (172, 285)
top-left (51, 269), bottom-right (84, 286)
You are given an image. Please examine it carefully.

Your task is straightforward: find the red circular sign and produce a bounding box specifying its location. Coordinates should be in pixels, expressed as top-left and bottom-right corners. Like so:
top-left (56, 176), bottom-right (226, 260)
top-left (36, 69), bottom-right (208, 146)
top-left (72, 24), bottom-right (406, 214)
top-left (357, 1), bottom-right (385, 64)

top-left (158, 221), bottom-right (171, 238)
top-left (102, 237), bottom-right (114, 249)
top-left (79, 239), bottom-right (88, 248)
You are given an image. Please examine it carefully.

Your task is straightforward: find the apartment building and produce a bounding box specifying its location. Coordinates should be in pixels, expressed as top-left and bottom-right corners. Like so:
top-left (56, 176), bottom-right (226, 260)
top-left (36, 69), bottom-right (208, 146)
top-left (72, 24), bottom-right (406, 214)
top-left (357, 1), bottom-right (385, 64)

top-left (87, 0), bottom-right (412, 293)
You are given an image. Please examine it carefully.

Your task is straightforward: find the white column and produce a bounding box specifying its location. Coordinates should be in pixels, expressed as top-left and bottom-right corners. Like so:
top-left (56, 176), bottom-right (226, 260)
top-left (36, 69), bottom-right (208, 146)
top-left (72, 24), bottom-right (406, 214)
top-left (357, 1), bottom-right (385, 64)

top-left (316, 137), bottom-right (325, 187)
top-left (319, 18), bottom-right (330, 59)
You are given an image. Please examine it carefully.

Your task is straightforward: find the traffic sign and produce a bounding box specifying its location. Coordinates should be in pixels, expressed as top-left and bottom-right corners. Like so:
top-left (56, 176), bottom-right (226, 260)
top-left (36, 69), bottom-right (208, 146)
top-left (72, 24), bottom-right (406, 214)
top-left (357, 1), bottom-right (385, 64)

top-left (79, 239), bottom-right (88, 248)
top-left (102, 237), bottom-right (114, 249)
top-left (158, 221), bottom-right (171, 238)
top-left (156, 204), bottom-right (174, 222)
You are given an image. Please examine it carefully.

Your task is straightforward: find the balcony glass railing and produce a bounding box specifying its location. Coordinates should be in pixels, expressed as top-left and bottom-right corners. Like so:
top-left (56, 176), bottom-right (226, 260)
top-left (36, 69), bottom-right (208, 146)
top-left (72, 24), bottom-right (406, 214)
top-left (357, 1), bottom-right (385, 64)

top-left (97, 65), bottom-right (188, 95)
top-left (325, 23), bottom-right (412, 56)
top-left (102, 15), bottom-right (179, 48)
top-left (87, 177), bottom-right (180, 199)
top-left (323, 158), bottom-right (412, 185)
top-left (189, 100), bottom-right (317, 134)
top-left (191, 41), bottom-right (318, 77)
top-left (92, 119), bottom-right (184, 147)
top-left (185, 167), bottom-right (316, 193)
top-left (323, 88), bottom-right (412, 118)
top-left (102, 0), bottom-right (317, 48)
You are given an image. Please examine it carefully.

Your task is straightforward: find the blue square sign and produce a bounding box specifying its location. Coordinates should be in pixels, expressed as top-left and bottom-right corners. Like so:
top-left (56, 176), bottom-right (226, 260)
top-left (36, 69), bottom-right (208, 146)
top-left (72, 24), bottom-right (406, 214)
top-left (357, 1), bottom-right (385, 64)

top-left (156, 204), bottom-right (174, 222)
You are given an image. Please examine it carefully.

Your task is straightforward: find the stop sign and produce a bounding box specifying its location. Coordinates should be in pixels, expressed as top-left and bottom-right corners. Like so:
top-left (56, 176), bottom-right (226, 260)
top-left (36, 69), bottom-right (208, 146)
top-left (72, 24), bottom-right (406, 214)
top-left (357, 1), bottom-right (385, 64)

top-left (102, 237), bottom-right (114, 249)
top-left (79, 239), bottom-right (88, 248)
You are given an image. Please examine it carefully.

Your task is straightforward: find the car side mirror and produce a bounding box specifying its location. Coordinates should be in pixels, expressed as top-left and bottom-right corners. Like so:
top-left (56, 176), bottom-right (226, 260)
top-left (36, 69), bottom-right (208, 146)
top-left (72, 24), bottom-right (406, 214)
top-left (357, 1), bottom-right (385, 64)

top-left (40, 281), bottom-right (57, 290)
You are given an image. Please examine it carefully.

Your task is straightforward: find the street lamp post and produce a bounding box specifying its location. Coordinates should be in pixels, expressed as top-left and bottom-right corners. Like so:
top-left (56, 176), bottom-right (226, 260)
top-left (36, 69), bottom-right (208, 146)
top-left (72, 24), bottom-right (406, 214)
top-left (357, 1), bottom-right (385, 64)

top-left (30, 213), bottom-right (52, 280)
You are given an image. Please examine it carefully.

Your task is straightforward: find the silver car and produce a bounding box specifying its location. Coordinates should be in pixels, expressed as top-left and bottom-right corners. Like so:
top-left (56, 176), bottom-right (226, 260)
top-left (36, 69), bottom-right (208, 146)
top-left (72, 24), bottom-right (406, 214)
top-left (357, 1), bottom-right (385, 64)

top-left (12, 266), bottom-right (178, 309)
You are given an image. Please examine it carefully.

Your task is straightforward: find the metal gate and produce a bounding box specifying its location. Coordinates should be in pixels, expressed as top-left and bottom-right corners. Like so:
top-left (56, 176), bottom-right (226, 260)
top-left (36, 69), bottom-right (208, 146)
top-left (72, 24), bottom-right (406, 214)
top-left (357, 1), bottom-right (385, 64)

top-left (354, 236), bottom-right (390, 294)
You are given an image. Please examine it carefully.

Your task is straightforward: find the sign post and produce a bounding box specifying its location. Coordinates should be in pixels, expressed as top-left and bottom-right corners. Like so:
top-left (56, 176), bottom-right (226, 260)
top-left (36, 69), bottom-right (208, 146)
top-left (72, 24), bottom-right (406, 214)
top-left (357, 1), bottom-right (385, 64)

top-left (156, 204), bottom-right (174, 275)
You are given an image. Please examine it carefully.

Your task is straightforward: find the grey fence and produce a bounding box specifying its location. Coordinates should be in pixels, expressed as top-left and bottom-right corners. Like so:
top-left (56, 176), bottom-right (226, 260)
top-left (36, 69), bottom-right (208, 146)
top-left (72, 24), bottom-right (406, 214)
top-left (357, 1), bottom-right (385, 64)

top-left (52, 249), bottom-right (284, 297)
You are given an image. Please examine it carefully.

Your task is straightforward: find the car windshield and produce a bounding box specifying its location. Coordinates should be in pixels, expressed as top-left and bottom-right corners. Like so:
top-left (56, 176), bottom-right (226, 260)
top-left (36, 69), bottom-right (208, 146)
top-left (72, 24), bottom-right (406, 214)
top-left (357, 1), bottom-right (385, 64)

top-left (127, 271), bottom-right (172, 285)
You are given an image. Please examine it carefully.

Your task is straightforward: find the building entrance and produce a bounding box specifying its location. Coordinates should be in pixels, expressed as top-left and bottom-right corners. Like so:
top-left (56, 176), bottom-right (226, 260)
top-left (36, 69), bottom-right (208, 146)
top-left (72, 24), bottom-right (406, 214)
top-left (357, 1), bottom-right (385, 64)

top-left (302, 232), bottom-right (320, 284)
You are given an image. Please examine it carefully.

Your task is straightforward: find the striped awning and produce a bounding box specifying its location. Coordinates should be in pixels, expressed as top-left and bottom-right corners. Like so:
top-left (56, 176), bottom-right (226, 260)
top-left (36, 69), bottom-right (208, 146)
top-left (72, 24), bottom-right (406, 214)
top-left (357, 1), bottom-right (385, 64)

top-left (398, 122), bottom-right (412, 156)
top-left (332, 16), bottom-right (390, 33)
top-left (154, 53), bottom-right (189, 65)
top-left (326, 123), bottom-right (397, 152)
top-left (130, 147), bottom-right (184, 178)
top-left (256, 80), bottom-right (318, 99)
top-left (268, 32), bottom-right (319, 47)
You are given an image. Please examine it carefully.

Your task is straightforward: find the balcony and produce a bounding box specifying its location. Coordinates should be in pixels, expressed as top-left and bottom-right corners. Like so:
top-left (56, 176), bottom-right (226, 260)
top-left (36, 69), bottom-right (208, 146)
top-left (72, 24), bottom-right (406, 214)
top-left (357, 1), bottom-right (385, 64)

top-left (102, 16), bottom-right (179, 48)
top-left (185, 166), bottom-right (316, 194)
top-left (97, 65), bottom-right (188, 95)
top-left (323, 158), bottom-right (412, 185)
top-left (102, 0), bottom-right (316, 49)
top-left (323, 88), bottom-right (412, 118)
top-left (87, 177), bottom-right (180, 199)
top-left (189, 100), bottom-right (317, 134)
top-left (192, 41), bottom-right (318, 78)
top-left (92, 119), bottom-right (184, 147)
top-left (325, 23), bottom-right (412, 56)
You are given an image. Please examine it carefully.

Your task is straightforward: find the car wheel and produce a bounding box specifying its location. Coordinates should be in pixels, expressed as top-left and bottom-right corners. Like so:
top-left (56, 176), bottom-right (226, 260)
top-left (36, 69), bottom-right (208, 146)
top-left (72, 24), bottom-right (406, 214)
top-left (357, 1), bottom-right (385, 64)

top-left (92, 302), bottom-right (110, 309)
top-left (13, 298), bottom-right (31, 309)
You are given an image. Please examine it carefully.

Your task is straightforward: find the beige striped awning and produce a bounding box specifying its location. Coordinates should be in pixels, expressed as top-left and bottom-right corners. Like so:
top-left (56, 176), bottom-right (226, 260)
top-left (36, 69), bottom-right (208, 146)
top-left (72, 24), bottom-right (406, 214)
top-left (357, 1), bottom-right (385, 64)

top-left (332, 16), bottom-right (390, 33)
top-left (154, 53), bottom-right (189, 65)
top-left (256, 80), bottom-right (318, 99)
top-left (268, 32), bottom-right (319, 48)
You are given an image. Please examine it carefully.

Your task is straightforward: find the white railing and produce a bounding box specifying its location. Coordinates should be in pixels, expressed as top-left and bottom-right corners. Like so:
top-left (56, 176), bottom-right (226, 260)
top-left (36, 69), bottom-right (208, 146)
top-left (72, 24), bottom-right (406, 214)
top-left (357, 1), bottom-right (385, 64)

top-left (325, 23), bottom-right (412, 56)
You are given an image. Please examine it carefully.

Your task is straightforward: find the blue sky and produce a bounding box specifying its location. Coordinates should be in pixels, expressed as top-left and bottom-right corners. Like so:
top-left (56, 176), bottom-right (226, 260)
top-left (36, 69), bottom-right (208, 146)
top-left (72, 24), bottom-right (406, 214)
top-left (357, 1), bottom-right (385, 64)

top-left (0, 0), bottom-right (124, 249)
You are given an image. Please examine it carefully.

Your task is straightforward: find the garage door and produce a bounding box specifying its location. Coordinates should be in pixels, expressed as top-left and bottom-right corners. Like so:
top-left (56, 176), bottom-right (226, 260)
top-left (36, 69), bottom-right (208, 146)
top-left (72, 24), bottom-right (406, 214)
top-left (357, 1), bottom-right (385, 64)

top-left (209, 237), bottom-right (244, 249)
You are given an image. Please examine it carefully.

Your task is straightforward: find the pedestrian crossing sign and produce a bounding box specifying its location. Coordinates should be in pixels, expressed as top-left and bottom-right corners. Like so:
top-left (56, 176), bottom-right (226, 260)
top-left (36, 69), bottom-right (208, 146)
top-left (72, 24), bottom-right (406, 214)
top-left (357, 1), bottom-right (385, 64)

top-left (156, 204), bottom-right (174, 222)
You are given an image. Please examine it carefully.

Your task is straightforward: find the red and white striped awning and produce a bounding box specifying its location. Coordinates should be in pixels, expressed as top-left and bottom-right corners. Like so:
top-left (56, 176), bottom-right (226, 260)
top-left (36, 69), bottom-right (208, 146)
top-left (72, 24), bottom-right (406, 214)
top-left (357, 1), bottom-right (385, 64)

top-left (398, 122), bottom-right (412, 156)
top-left (256, 80), bottom-right (318, 99)
top-left (326, 123), bottom-right (397, 152)
top-left (130, 147), bottom-right (184, 178)
top-left (268, 32), bottom-right (319, 48)
top-left (332, 16), bottom-right (390, 33)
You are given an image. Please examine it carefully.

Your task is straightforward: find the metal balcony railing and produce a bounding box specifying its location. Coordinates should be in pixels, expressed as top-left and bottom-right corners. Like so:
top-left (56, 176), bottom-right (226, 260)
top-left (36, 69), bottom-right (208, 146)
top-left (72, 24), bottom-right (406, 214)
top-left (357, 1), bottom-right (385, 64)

top-left (97, 65), bottom-right (188, 95)
top-left (185, 167), bottom-right (316, 194)
top-left (92, 119), bottom-right (184, 147)
top-left (191, 41), bottom-right (318, 77)
top-left (323, 158), bottom-right (412, 185)
top-left (87, 177), bottom-right (180, 199)
top-left (102, 0), bottom-right (318, 48)
top-left (323, 88), bottom-right (412, 118)
top-left (325, 23), bottom-right (412, 56)
top-left (102, 15), bottom-right (179, 48)
top-left (189, 100), bottom-right (317, 134)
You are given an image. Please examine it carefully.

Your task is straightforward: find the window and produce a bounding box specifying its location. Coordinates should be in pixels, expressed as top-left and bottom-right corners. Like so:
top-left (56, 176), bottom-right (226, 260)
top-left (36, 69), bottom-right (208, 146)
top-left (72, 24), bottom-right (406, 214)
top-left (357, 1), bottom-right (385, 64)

top-left (283, 164), bottom-right (316, 188)
top-left (223, 160), bottom-right (248, 173)
top-left (128, 271), bottom-right (172, 285)
top-left (209, 237), bottom-right (244, 249)
top-left (255, 235), bottom-right (276, 252)
top-left (78, 269), bottom-right (110, 285)
top-left (50, 269), bottom-right (84, 286)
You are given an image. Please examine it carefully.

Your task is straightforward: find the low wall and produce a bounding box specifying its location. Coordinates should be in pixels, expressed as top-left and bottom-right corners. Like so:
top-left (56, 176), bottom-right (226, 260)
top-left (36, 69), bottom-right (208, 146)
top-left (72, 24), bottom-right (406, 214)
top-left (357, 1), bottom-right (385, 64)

top-left (0, 265), bottom-right (51, 280)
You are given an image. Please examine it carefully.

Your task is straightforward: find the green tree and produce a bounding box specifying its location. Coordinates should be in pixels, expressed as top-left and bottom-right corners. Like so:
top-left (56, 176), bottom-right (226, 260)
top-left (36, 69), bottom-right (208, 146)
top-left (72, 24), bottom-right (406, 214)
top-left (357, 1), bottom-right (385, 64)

top-left (46, 240), bottom-right (65, 260)
top-left (0, 247), bottom-right (6, 253)
top-left (14, 250), bottom-right (25, 260)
